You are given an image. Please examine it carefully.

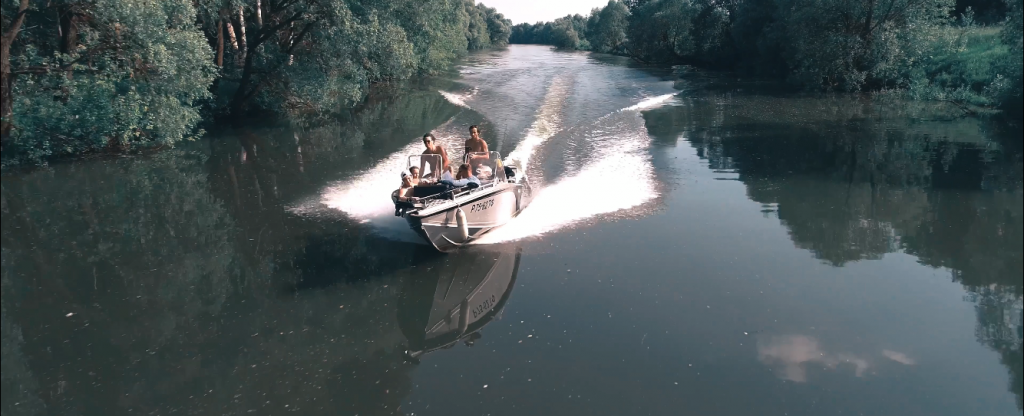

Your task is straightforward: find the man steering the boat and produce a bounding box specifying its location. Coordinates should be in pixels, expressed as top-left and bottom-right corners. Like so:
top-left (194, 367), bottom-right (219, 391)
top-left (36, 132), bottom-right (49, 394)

top-left (464, 125), bottom-right (491, 176)
top-left (465, 125), bottom-right (489, 155)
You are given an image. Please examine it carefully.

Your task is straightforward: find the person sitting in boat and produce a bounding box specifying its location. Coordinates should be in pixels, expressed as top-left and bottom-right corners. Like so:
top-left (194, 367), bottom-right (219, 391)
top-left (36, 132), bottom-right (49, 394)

top-left (409, 166), bottom-right (433, 185)
top-left (439, 165), bottom-right (454, 182)
top-left (397, 171), bottom-right (418, 202)
top-left (421, 133), bottom-right (450, 177)
top-left (440, 163), bottom-right (480, 189)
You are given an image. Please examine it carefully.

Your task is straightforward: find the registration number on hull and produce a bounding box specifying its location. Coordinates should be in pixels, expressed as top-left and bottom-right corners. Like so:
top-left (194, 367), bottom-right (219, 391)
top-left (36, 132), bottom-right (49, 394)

top-left (472, 295), bottom-right (498, 319)
top-left (469, 198), bottom-right (495, 213)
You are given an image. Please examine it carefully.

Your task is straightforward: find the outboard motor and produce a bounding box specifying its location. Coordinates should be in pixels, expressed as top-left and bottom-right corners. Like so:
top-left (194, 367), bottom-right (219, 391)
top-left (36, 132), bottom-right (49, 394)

top-left (504, 166), bottom-right (516, 179)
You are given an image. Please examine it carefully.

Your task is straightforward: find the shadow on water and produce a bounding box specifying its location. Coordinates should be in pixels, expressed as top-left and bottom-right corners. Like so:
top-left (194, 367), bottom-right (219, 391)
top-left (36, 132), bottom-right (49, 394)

top-left (287, 236), bottom-right (441, 292)
top-left (641, 78), bottom-right (1024, 409)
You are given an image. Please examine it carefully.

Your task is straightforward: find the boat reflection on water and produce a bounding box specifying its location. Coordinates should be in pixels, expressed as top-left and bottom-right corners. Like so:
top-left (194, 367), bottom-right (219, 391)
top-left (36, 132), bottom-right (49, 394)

top-left (398, 247), bottom-right (521, 363)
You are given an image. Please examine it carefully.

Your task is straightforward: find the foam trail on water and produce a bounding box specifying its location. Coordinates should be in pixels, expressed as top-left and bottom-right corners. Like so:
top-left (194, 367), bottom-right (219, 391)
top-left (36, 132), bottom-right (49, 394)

top-left (438, 88), bottom-right (476, 109)
top-left (319, 141), bottom-right (424, 219)
top-left (504, 75), bottom-right (573, 174)
top-left (476, 98), bottom-right (669, 244)
top-left (476, 119), bottom-right (656, 243)
top-left (621, 94), bottom-right (676, 112)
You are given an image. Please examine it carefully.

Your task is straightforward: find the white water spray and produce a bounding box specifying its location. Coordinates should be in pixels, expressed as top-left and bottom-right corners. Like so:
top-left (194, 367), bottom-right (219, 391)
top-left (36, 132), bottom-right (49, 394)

top-left (503, 75), bottom-right (574, 173)
top-left (476, 95), bottom-right (673, 244)
top-left (438, 88), bottom-right (477, 109)
top-left (621, 94), bottom-right (676, 112)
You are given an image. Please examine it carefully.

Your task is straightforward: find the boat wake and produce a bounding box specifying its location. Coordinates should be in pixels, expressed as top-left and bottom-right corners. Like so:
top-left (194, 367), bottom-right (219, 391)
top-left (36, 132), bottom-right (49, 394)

top-left (475, 102), bottom-right (663, 244)
top-left (319, 141), bottom-right (423, 219)
top-left (302, 82), bottom-right (673, 246)
top-left (297, 117), bottom-right (464, 229)
top-left (306, 77), bottom-right (571, 228)
top-left (503, 74), bottom-right (574, 176)
top-left (438, 88), bottom-right (477, 109)
top-left (621, 93), bottom-right (676, 112)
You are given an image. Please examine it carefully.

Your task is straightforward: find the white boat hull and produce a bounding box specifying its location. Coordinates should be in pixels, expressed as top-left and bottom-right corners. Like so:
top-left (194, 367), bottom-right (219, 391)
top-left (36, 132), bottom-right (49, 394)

top-left (406, 180), bottom-right (531, 252)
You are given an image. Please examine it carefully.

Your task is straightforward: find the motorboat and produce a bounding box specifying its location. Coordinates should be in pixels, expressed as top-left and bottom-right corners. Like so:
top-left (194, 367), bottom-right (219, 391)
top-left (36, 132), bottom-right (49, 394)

top-left (392, 151), bottom-right (532, 252)
top-left (398, 248), bottom-right (521, 361)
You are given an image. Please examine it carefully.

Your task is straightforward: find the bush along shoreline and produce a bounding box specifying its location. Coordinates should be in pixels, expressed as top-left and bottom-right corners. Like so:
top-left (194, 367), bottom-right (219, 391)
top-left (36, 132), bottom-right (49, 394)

top-left (0, 0), bottom-right (511, 166)
top-left (510, 0), bottom-right (1023, 118)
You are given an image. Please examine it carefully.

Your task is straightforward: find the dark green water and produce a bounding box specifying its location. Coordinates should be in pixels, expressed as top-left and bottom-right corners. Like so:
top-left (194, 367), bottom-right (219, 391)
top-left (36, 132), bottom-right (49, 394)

top-left (2, 45), bottom-right (1021, 416)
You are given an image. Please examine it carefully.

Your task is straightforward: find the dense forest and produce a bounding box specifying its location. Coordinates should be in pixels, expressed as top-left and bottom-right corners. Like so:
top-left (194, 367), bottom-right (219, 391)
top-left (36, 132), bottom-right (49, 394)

top-left (0, 0), bottom-right (511, 164)
top-left (511, 0), bottom-right (1023, 115)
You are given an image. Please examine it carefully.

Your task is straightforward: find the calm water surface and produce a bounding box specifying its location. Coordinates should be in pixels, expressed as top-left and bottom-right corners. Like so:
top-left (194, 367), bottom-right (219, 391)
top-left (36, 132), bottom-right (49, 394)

top-left (2, 45), bottom-right (1021, 416)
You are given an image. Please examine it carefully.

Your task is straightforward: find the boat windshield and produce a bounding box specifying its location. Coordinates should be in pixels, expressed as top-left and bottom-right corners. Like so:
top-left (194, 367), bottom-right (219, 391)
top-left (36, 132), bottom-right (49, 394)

top-left (464, 151), bottom-right (506, 182)
top-left (408, 154), bottom-right (445, 179)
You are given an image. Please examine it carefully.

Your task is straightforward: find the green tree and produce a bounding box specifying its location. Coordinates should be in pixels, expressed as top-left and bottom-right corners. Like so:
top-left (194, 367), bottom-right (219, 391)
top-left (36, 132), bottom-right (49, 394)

top-left (587, 0), bottom-right (630, 54)
top-left (767, 0), bottom-right (955, 91)
top-left (0, 0), bottom-right (30, 139)
top-left (484, 6), bottom-right (512, 48)
top-left (509, 23), bottom-right (533, 44)
top-left (624, 0), bottom-right (680, 62)
top-left (464, 0), bottom-right (491, 50)
top-left (551, 20), bottom-right (582, 50)
top-left (1, 0), bottom-right (512, 165)
top-left (509, 15), bottom-right (588, 50)
top-left (2, 0), bottom-right (216, 163)
top-left (1003, 0), bottom-right (1023, 116)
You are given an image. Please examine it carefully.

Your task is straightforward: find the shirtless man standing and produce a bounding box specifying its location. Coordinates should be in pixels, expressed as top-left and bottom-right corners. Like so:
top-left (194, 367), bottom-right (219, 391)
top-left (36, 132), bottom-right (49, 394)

top-left (421, 133), bottom-right (450, 177)
top-left (464, 125), bottom-right (490, 174)
top-left (464, 125), bottom-right (489, 155)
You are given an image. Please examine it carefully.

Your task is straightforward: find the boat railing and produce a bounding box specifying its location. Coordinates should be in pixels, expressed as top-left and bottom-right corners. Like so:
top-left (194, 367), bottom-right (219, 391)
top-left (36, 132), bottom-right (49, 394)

top-left (464, 151), bottom-right (506, 182)
top-left (409, 180), bottom-right (501, 210)
top-left (399, 151), bottom-right (511, 212)
top-left (407, 154), bottom-right (445, 180)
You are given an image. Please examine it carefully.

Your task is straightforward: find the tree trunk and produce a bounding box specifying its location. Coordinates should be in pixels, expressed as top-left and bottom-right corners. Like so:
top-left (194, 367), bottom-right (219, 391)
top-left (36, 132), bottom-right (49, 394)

top-left (1, 45), bottom-right (13, 139)
top-left (230, 52), bottom-right (256, 120)
top-left (59, 12), bottom-right (80, 55)
top-left (255, 0), bottom-right (263, 28)
top-left (236, 7), bottom-right (247, 64)
top-left (226, 22), bottom-right (239, 51)
top-left (216, 19), bottom-right (225, 67)
top-left (59, 11), bottom-right (81, 84)
top-left (863, 0), bottom-right (876, 44)
top-left (1, 0), bottom-right (31, 140)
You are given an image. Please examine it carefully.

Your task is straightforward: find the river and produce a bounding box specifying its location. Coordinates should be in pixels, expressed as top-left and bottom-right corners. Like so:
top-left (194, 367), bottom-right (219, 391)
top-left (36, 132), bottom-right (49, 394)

top-left (1, 45), bottom-right (1021, 416)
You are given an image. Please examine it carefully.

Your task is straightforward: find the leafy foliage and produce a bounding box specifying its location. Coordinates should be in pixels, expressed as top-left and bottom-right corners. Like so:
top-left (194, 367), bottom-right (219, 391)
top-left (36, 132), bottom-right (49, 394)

top-left (512, 0), bottom-right (1023, 113)
top-left (2, 0), bottom-right (217, 163)
top-left (1003, 0), bottom-right (1023, 117)
top-left (509, 13), bottom-right (589, 50)
top-left (586, 0), bottom-right (629, 54)
top-left (464, 1), bottom-right (511, 50)
top-left (0, 0), bottom-right (511, 165)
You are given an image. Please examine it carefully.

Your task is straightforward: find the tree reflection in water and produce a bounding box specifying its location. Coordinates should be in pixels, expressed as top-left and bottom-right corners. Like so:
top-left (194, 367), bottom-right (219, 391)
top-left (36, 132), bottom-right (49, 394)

top-left (643, 89), bottom-right (1024, 408)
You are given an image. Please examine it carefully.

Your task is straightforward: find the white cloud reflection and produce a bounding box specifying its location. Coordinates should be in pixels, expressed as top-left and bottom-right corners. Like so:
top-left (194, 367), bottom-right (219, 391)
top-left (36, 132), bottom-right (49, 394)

top-left (882, 350), bottom-right (917, 365)
top-left (758, 335), bottom-right (914, 383)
